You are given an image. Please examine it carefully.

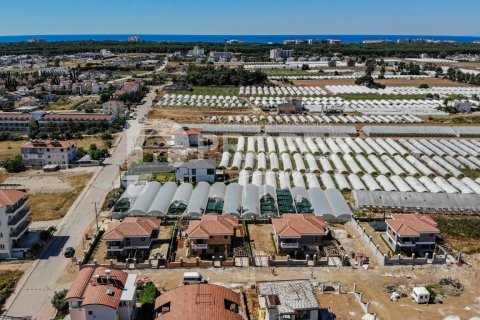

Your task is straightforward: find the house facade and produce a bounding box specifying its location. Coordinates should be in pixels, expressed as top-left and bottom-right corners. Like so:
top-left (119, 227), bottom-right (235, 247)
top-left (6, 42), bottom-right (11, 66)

top-left (65, 267), bottom-right (137, 320)
top-left (102, 217), bottom-right (160, 259)
top-left (385, 214), bottom-right (439, 255)
top-left (102, 100), bottom-right (125, 118)
top-left (0, 189), bottom-right (32, 259)
top-left (272, 214), bottom-right (328, 255)
top-left (186, 215), bottom-right (243, 257)
top-left (21, 139), bottom-right (77, 167)
top-left (174, 159), bottom-right (216, 183)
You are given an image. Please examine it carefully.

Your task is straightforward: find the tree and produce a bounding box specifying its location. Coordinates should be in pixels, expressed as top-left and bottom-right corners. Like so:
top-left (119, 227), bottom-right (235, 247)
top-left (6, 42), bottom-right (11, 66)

top-left (301, 64), bottom-right (310, 71)
top-left (51, 289), bottom-right (69, 316)
top-left (101, 132), bottom-right (113, 140)
top-left (419, 84), bottom-right (430, 89)
top-left (4, 154), bottom-right (26, 173)
top-left (53, 58), bottom-right (61, 67)
top-left (143, 153), bottom-right (154, 162)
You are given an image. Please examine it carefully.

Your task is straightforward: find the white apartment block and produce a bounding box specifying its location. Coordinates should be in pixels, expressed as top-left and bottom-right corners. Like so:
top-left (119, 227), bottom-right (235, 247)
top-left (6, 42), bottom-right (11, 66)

top-left (21, 139), bottom-right (77, 167)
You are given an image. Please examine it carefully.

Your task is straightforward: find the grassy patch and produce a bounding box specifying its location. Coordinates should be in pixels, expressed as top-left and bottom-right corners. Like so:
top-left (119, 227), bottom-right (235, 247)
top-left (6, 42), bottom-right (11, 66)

top-left (152, 172), bottom-right (175, 183)
top-left (339, 94), bottom-right (427, 100)
top-left (0, 140), bottom-right (27, 163)
top-left (29, 173), bottom-right (94, 221)
top-left (0, 270), bottom-right (23, 309)
top-left (433, 215), bottom-right (480, 254)
top-left (429, 115), bottom-right (480, 124)
top-left (461, 168), bottom-right (480, 180)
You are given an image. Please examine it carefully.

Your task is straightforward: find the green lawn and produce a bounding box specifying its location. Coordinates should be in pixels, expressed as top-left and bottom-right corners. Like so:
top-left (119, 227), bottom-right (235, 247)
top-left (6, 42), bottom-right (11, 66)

top-left (168, 86), bottom-right (240, 96)
top-left (339, 94), bottom-right (428, 100)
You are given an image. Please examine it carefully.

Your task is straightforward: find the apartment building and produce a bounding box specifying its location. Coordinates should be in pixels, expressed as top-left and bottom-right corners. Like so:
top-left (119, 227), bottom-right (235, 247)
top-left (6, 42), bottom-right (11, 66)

top-left (0, 189), bottom-right (32, 259)
top-left (21, 139), bottom-right (77, 167)
top-left (269, 49), bottom-right (294, 60)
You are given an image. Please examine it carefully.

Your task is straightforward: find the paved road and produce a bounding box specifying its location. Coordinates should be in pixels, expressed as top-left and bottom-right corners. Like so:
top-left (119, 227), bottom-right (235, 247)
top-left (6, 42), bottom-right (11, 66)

top-left (5, 87), bottom-right (154, 319)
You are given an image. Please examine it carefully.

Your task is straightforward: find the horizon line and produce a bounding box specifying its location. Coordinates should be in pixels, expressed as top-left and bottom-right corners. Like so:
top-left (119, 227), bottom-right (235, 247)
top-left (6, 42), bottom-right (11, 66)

top-left (0, 33), bottom-right (478, 37)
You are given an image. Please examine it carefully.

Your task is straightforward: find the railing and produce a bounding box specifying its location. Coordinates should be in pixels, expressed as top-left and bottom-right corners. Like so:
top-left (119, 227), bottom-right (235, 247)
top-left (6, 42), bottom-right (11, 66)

top-left (106, 245), bottom-right (124, 250)
top-left (10, 220), bottom-right (31, 238)
top-left (8, 208), bottom-right (30, 226)
top-left (280, 242), bottom-right (299, 249)
top-left (6, 198), bottom-right (28, 213)
top-left (191, 243), bottom-right (208, 250)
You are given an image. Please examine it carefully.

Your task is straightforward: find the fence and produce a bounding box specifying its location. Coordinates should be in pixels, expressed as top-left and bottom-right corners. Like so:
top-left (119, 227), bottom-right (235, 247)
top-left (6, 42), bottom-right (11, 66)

top-left (349, 219), bottom-right (449, 266)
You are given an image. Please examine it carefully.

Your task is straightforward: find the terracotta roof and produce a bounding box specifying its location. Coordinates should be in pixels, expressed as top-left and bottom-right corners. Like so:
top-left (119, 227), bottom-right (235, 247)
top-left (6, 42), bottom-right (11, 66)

top-left (387, 214), bottom-right (439, 237)
top-left (0, 113), bottom-right (32, 120)
top-left (41, 113), bottom-right (113, 121)
top-left (272, 214), bottom-right (328, 238)
top-left (154, 284), bottom-right (243, 320)
top-left (0, 189), bottom-right (27, 207)
top-left (21, 139), bottom-right (74, 149)
top-left (103, 217), bottom-right (160, 240)
top-left (65, 267), bottom-right (129, 309)
top-left (187, 215), bottom-right (242, 239)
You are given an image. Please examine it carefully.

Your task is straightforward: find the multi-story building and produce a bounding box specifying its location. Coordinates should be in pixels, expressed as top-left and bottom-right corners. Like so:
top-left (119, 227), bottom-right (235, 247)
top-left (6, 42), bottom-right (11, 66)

top-left (186, 215), bottom-right (243, 257)
top-left (209, 51), bottom-right (234, 60)
top-left (174, 159), bottom-right (216, 183)
top-left (272, 214), bottom-right (328, 255)
top-left (269, 49), bottom-right (294, 60)
top-left (102, 100), bottom-right (125, 118)
top-left (0, 113), bottom-right (32, 133)
top-left (188, 46), bottom-right (205, 57)
top-left (0, 189), bottom-right (32, 259)
top-left (65, 267), bottom-right (137, 320)
top-left (385, 214), bottom-right (439, 255)
top-left (102, 217), bottom-right (160, 259)
top-left (21, 139), bottom-right (77, 167)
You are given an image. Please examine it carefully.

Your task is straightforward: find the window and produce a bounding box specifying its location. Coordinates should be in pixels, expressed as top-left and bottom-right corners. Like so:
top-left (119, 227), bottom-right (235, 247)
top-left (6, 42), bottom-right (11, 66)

top-left (0, 233), bottom-right (3, 238)
top-left (191, 169), bottom-right (197, 175)
top-left (140, 237), bottom-right (145, 241)
top-left (88, 311), bottom-right (93, 315)
top-left (0, 244), bottom-right (5, 250)
top-left (224, 236), bottom-right (228, 239)
top-left (207, 169), bottom-right (215, 175)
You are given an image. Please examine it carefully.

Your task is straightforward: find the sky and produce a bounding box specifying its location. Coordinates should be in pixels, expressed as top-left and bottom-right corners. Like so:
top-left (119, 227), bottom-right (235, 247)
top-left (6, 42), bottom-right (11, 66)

top-left (1, 0), bottom-right (479, 36)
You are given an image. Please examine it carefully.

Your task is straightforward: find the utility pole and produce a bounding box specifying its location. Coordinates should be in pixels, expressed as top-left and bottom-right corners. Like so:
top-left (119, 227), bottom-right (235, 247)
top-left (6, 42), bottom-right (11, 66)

top-left (93, 201), bottom-right (99, 231)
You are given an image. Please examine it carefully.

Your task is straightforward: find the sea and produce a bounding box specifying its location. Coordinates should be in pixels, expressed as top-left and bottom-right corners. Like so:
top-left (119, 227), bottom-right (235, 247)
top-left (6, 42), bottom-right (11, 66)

top-left (0, 34), bottom-right (480, 44)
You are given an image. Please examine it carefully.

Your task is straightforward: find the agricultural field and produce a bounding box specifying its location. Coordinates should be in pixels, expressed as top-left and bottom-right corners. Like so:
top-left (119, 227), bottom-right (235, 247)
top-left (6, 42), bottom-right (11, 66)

top-left (263, 69), bottom-right (315, 76)
top-left (433, 215), bottom-right (480, 254)
top-left (164, 86), bottom-right (239, 96)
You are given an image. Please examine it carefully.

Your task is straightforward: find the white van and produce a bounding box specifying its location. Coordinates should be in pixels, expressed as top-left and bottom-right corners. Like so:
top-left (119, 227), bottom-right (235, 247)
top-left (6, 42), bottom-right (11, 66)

top-left (183, 272), bottom-right (207, 285)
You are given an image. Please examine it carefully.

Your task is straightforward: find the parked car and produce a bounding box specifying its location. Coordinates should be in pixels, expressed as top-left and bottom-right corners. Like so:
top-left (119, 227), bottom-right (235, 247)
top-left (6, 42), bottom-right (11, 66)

top-left (64, 247), bottom-right (75, 258)
top-left (183, 272), bottom-right (207, 285)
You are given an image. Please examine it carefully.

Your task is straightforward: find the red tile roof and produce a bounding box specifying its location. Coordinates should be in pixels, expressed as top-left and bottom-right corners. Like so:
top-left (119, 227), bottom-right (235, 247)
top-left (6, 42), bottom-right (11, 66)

top-left (65, 267), bottom-right (129, 309)
top-left (41, 113), bottom-right (113, 121)
top-left (0, 113), bottom-right (32, 120)
top-left (0, 189), bottom-right (27, 207)
top-left (103, 217), bottom-right (160, 241)
top-left (187, 215), bottom-right (242, 239)
top-left (272, 214), bottom-right (328, 238)
top-left (154, 284), bottom-right (243, 320)
top-left (387, 214), bottom-right (439, 237)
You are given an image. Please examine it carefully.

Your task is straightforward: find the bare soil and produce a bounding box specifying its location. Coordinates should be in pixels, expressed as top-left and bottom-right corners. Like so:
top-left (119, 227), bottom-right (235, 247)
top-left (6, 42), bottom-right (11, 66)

top-left (292, 77), bottom-right (472, 88)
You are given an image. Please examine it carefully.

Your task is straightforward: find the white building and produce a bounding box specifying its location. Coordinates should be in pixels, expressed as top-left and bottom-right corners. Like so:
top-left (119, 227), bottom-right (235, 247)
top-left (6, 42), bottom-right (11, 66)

top-left (0, 189), bottom-right (32, 259)
top-left (270, 49), bottom-right (294, 60)
top-left (209, 51), bottom-right (234, 60)
top-left (21, 139), bottom-right (77, 167)
top-left (161, 127), bottom-right (203, 149)
top-left (174, 159), bottom-right (216, 183)
top-left (65, 267), bottom-right (137, 320)
top-left (188, 46), bottom-right (205, 57)
top-left (102, 100), bottom-right (125, 118)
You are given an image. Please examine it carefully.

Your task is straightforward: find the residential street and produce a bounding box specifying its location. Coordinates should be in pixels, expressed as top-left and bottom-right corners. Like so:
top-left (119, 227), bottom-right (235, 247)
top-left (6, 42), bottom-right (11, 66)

top-left (5, 87), bottom-right (154, 319)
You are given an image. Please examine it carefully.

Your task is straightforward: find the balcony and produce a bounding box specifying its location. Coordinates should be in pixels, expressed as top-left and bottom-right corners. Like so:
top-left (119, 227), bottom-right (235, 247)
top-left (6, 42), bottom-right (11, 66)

top-left (10, 220), bottom-right (31, 239)
top-left (8, 208), bottom-right (30, 227)
top-left (6, 198), bottom-right (28, 214)
top-left (280, 242), bottom-right (299, 249)
top-left (191, 243), bottom-right (208, 250)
